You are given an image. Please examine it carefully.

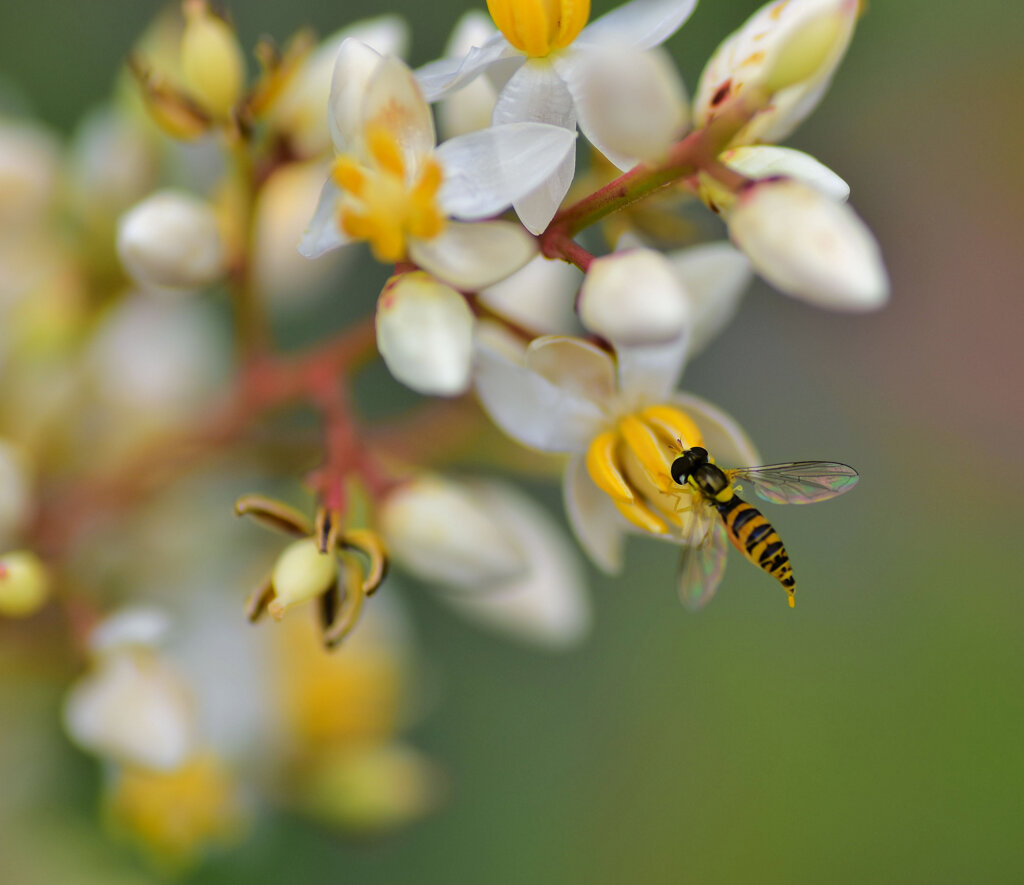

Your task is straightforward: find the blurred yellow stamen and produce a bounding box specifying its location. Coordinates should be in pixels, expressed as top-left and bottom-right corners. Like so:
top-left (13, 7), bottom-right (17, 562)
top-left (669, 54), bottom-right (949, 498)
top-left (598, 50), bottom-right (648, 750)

top-left (586, 430), bottom-right (634, 501)
top-left (613, 497), bottom-right (669, 535)
top-left (330, 130), bottom-right (446, 263)
top-left (639, 405), bottom-right (704, 451)
top-left (487, 0), bottom-right (591, 57)
top-left (618, 414), bottom-right (674, 492)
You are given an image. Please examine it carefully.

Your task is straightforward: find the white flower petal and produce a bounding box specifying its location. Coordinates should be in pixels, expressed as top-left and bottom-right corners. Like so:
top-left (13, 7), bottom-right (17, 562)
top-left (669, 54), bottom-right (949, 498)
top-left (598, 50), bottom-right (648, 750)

top-left (436, 122), bottom-right (576, 220)
top-left (576, 0), bottom-right (698, 50)
top-left (382, 475), bottom-right (526, 588)
top-left (720, 145), bottom-right (849, 202)
top-left (523, 336), bottom-right (618, 405)
top-left (561, 46), bottom-right (687, 170)
top-left (473, 335), bottom-right (606, 453)
top-left (493, 60), bottom-right (578, 234)
top-left (667, 241), bottom-right (752, 356)
top-left (671, 391), bottom-right (760, 466)
top-left (579, 248), bottom-right (690, 345)
top-left (89, 607), bottom-right (172, 655)
top-left (362, 56), bottom-right (437, 173)
top-left (615, 334), bottom-right (690, 403)
top-left (298, 179), bottom-right (351, 258)
top-left (728, 178), bottom-right (889, 310)
top-left (376, 272), bottom-right (475, 396)
top-left (478, 255), bottom-right (582, 335)
top-left (338, 15), bottom-right (410, 57)
top-left (408, 220), bottom-right (536, 290)
top-left (328, 39), bottom-right (386, 155)
top-left (63, 652), bottom-right (195, 771)
top-left (416, 32), bottom-right (519, 101)
top-left (563, 453), bottom-right (625, 574)
top-left (436, 482), bottom-right (590, 648)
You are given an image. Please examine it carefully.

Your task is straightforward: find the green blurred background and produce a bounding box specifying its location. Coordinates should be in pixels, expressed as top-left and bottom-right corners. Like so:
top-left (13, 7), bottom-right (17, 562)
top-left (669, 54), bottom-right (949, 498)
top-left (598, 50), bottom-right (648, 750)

top-left (3, 0), bottom-right (1023, 882)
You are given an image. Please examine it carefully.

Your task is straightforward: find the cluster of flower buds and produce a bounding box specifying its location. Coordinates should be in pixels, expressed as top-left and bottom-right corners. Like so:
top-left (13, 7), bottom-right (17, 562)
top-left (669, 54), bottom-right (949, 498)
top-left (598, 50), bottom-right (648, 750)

top-left (0, 0), bottom-right (889, 867)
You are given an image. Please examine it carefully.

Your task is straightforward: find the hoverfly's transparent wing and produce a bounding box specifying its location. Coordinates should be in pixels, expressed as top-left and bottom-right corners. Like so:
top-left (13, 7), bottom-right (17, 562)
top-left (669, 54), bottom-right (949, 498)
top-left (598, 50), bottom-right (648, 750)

top-left (727, 462), bottom-right (859, 505)
top-left (677, 508), bottom-right (729, 611)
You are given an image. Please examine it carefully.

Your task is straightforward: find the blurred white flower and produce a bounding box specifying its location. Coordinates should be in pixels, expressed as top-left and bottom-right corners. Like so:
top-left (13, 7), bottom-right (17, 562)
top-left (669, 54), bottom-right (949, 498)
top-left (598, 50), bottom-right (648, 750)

top-left (64, 608), bottom-right (197, 771)
top-left (382, 474), bottom-right (590, 647)
top-left (418, 0), bottom-right (699, 232)
top-left (0, 117), bottom-right (60, 230)
top-left (117, 190), bottom-right (227, 290)
top-left (727, 177), bottom-right (889, 310)
top-left (436, 12), bottom-right (499, 140)
top-left (375, 271), bottom-right (476, 396)
top-left (300, 43), bottom-right (575, 289)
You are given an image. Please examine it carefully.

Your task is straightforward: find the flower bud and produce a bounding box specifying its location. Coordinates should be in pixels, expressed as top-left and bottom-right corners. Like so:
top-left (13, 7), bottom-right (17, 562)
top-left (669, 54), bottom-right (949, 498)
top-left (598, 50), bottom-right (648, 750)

top-left (694, 0), bottom-right (858, 145)
top-left (569, 47), bottom-right (688, 169)
top-left (381, 475), bottom-right (526, 588)
top-left (0, 551), bottom-right (50, 617)
top-left (579, 249), bottom-right (690, 345)
top-left (728, 177), bottom-right (889, 310)
top-left (269, 538), bottom-right (338, 620)
top-left (719, 145), bottom-right (849, 202)
top-left (117, 190), bottom-right (226, 289)
top-left (180, 0), bottom-right (246, 118)
top-left (375, 272), bottom-right (475, 396)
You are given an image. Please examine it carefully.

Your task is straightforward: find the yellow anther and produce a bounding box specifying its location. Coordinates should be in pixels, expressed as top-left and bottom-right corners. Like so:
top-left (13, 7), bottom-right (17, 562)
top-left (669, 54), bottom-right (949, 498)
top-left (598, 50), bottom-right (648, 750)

top-left (487, 0), bottom-right (590, 57)
top-left (618, 414), bottom-right (674, 492)
top-left (331, 156), bottom-right (367, 197)
top-left (586, 430), bottom-right (635, 501)
top-left (613, 497), bottom-right (669, 535)
top-left (639, 404), bottom-right (704, 451)
top-left (366, 127), bottom-right (406, 179)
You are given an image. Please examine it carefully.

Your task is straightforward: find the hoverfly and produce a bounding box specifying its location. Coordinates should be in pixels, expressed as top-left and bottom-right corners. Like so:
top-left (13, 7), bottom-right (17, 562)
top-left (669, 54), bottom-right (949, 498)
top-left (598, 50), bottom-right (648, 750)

top-left (669, 446), bottom-right (859, 609)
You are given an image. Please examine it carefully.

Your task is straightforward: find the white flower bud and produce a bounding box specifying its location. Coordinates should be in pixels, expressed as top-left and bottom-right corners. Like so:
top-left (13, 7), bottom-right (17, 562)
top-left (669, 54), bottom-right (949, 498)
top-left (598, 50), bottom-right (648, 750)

top-left (0, 551), bottom-right (50, 618)
top-left (569, 47), bottom-right (688, 168)
top-left (719, 145), bottom-right (849, 201)
top-left (117, 190), bottom-right (226, 290)
top-left (268, 538), bottom-right (338, 620)
top-left (0, 119), bottom-right (60, 230)
top-left (728, 178), bottom-right (889, 310)
top-left (579, 249), bottom-right (690, 345)
top-left (694, 0), bottom-right (858, 145)
top-left (381, 475), bottom-right (525, 588)
top-left (0, 440), bottom-right (32, 545)
top-left (64, 646), bottom-right (195, 771)
top-left (478, 255), bottom-right (581, 336)
top-left (376, 272), bottom-right (475, 396)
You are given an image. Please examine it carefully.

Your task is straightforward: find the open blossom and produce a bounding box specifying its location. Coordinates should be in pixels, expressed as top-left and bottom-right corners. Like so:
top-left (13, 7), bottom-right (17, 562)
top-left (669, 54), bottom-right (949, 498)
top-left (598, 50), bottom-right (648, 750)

top-left (417, 0), bottom-right (699, 232)
top-left (300, 41), bottom-right (576, 290)
top-left (473, 320), bottom-right (758, 574)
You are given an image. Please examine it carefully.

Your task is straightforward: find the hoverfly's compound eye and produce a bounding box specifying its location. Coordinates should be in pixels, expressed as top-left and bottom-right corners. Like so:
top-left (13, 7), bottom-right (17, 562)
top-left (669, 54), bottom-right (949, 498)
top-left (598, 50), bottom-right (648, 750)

top-left (670, 457), bottom-right (689, 485)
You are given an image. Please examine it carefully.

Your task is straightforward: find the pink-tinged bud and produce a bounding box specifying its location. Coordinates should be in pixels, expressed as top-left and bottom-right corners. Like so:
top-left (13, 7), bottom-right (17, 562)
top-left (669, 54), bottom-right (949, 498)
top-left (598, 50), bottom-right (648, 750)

top-left (728, 177), bottom-right (889, 310)
top-left (376, 272), bottom-right (475, 396)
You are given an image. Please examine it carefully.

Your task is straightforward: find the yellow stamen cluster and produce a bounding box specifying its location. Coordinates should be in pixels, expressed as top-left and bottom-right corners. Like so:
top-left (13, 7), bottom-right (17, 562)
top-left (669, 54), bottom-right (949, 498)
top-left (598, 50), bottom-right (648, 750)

top-left (585, 404), bottom-right (704, 534)
top-left (487, 0), bottom-right (591, 57)
top-left (331, 127), bottom-right (445, 263)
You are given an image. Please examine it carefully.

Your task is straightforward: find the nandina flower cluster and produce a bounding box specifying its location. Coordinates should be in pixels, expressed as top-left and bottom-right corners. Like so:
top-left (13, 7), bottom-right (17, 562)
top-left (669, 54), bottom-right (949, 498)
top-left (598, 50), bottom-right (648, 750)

top-left (0, 0), bottom-right (886, 869)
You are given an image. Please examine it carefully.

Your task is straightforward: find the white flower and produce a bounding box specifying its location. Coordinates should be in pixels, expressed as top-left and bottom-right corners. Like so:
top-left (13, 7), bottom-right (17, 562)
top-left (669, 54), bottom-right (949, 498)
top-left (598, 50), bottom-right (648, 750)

top-left (477, 254), bottom-right (582, 336)
top-left (375, 272), bottom-right (476, 396)
top-left (300, 42), bottom-right (576, 290)
top-left (417, 0), bottom-right (699, 233)
top-left (727, 177), bottom-right (889, 310)
top-left (693, 0), bottom-right (859, 147)
top-left (436, 12), bottom-right (499, 140)
top-left (64, 608), bottom-right (196, 771)
top-left (473, 320), bottom-right (758, 573)
top-left (381, 475), bottom-right (590, 647)
top-left (0, 118), bottom-right (60, 231)
top-left (117, 190), bottom-right (226, 290)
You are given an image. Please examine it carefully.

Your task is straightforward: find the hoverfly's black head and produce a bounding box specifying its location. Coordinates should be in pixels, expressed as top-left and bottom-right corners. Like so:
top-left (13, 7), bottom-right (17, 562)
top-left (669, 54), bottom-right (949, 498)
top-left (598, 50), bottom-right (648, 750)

top-left (670, 446), bottom-right (709, 485)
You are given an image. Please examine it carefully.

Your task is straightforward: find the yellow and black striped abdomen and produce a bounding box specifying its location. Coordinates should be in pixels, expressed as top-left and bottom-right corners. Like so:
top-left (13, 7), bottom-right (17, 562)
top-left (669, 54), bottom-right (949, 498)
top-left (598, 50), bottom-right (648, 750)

top-left (714, 494), bottom-right (796, 604)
